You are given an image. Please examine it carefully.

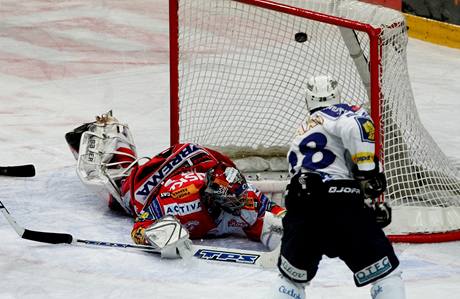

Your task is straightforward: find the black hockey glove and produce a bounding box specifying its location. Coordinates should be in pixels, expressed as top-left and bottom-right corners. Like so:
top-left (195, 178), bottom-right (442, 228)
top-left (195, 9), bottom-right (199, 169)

top-left (357, 171), bottom-right (387, 199)
top-left (284, 172), bottom-right (323, 211)
top-left (372, 202), bottom-right (392, 228)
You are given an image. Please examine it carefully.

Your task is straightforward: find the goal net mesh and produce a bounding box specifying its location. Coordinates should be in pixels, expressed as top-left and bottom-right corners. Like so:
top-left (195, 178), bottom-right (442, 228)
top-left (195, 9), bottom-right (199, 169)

top-left (171, 0), bottom-right (460, 240)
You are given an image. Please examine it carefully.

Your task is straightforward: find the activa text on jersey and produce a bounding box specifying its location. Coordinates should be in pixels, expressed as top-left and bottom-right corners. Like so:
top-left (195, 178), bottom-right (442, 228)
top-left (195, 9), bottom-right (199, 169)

top-left (328, 186), bottom-right (361, 194)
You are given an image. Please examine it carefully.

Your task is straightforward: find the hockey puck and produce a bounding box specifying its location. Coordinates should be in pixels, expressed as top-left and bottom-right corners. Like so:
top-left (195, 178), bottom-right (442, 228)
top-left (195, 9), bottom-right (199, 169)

top-left (294, 32), bottom-right (308, 43)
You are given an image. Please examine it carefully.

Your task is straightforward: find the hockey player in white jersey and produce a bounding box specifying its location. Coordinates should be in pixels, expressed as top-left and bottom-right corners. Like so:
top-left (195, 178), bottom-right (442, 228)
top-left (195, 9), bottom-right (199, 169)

top-left (271, 75), bottom-right (406, 299)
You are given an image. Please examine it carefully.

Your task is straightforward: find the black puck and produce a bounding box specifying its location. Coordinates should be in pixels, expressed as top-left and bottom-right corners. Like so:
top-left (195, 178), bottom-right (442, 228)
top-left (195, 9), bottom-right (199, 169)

top-left (294, 32), bottom-right (308, 43)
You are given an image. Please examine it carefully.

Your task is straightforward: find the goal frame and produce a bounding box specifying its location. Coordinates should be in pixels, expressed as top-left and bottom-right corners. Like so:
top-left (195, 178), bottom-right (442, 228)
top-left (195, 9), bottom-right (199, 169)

top-left (168, 0), bottom-right (460, 243)
top-left (169, 0), bottom-right (383, 156)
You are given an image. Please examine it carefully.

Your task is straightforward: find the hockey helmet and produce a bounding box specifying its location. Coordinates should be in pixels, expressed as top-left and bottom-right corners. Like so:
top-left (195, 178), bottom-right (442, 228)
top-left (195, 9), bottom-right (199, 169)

top-left (203, 163), bottom-right (249, 213)
top-left (305, 75), bottom-right (341, 111)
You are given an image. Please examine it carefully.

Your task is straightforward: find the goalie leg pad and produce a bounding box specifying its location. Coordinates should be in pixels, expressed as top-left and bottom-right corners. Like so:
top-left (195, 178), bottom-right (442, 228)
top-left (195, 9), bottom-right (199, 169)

top-left (370, 267), bottom-right (406, 299)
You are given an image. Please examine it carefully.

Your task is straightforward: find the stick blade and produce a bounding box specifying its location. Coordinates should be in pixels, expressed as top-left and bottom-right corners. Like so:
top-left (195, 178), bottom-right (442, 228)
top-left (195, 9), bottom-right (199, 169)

top-left (0, 164), bottom-right (36, 177)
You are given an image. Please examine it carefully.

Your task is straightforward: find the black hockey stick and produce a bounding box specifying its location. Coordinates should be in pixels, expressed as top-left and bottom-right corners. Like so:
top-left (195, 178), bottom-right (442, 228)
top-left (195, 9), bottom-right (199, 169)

top-left (0, 199), bottom-right (278, 268)
top-left (0, 164), bottom-right (36, 177)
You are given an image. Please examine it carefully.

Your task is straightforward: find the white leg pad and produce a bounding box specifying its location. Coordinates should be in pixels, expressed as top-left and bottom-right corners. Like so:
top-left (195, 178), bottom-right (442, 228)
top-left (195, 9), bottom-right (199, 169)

top-left (270, 275), bottom-right (306, 299)
top-left (370, 267), bottom-right (406, 299)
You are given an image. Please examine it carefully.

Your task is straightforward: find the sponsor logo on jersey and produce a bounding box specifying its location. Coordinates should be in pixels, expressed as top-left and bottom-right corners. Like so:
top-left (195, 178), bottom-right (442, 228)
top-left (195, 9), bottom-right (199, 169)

top-left (355, 256), bottom-right (393, 285)
top-left (280, 256), bottom-right (308, 281)
top-left (352, 152), bottom-right (374, 165)
top-left (170, 184), bottom-right (200, 199)
top-left (159, 192), bottom-right (171, 198)
top-left (328, 186), bottom-right (361, 194)
top-left (355, 117), bottom-right (375, 142)
top-left (194, 249), bottom-right (260, 264)
top-left (164, 172), bottom-right (206, 191)
top-left (135, 144), bottom-right (203, 198)
top-left (164, 200), bottom-right (202, 216)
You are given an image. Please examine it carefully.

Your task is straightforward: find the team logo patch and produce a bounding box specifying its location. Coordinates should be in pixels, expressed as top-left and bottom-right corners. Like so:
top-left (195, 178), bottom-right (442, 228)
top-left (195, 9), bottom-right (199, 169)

top-left (355, 117), bottom-right (375, 142)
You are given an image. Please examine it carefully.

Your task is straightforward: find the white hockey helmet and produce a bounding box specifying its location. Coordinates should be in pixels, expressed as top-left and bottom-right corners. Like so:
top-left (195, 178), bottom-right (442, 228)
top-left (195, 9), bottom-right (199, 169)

top-left (305, 75), bottom-right (341, 111)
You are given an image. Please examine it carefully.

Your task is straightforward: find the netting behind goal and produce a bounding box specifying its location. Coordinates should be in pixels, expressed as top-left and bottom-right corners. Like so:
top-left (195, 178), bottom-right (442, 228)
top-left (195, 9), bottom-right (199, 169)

top-left (169, 0), bottom-right (460, 242)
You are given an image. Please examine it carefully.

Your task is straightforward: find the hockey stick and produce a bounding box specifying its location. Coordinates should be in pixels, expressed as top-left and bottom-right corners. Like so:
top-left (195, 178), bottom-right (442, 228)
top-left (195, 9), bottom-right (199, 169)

top-left (0, 199), bottom-right (278, 268)
top-left (0, 164), bottom-right (36, 177)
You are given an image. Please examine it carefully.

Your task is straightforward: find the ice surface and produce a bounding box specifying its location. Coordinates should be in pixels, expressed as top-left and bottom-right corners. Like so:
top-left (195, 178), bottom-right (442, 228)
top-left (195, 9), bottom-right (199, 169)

top-left (1, 1), bottom-right (460, 298)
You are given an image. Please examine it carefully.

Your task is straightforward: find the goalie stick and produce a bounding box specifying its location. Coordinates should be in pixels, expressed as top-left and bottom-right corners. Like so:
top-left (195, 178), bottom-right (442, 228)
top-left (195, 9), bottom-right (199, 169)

top-left (0, 199), bottom-right (279, 268)
top-left (0, 164), bottom-right (36, 177)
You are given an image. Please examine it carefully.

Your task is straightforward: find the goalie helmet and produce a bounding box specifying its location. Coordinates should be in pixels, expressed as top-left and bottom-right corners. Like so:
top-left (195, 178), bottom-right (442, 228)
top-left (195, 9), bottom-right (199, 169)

top-left (305, 75), bottom-right (341, 111)
top-left (203, 163), bottom-right (249, 213)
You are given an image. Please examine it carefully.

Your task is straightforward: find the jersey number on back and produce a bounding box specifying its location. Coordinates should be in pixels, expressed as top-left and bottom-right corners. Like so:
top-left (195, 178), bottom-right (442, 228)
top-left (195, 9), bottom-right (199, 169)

top-left (289, 132), bottom-right (336, 171)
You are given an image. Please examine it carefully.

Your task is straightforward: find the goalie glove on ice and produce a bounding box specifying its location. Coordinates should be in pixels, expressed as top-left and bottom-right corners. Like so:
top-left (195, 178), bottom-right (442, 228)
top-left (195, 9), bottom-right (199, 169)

top-left (144, 215), bottom-right (193, 259)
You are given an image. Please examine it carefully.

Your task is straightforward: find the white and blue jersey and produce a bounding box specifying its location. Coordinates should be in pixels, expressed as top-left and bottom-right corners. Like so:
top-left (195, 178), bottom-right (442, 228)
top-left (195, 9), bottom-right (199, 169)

top-left (288, 104), bottom-right (377, 180)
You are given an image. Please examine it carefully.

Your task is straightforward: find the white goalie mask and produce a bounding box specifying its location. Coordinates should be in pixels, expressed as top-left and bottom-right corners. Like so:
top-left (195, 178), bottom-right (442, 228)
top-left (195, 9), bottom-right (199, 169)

top-left (305, 75), bottom-right (341, 111)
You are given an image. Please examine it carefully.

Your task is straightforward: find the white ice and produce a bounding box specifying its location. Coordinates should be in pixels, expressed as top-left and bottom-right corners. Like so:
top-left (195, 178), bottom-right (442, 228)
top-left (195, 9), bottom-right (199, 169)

top-left (1, 1), bottom-right (460, 298)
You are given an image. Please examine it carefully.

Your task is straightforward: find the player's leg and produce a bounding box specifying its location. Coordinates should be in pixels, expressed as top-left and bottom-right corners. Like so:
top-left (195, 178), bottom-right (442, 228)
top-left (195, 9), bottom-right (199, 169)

top-left (331, 189), bottom-right (405, 299)
top-left (270, 172), bottom-right (324, 299)
top-left (370, 267), bottom-right (405, 299)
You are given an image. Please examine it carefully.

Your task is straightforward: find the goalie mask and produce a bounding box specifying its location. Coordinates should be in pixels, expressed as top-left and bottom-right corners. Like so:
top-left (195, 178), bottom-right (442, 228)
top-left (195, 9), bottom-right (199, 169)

top-left (203, 164), bottom-right (249, 213)
top-left (305, 75), bottom-right (341, 111)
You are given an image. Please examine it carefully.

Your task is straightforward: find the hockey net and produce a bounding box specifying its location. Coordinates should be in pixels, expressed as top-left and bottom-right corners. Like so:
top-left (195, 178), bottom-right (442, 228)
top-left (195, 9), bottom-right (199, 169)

top-left (169, 0), bottom-right (460, 242)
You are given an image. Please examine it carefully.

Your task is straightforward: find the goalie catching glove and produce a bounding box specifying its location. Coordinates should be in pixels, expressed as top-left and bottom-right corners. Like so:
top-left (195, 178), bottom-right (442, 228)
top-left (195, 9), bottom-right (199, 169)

top-left (143, 215), bottom-right (193, 259)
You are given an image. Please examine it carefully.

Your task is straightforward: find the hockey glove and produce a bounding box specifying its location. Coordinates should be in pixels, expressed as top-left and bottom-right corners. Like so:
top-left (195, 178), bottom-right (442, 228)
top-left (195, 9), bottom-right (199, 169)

top-left (358, 171), bottom-right (387, 199)
top-left (373, 202), bottom-right (392, 228)
top-left (352, 157), bottom-right (387, 199)
top-left (285, 172), bottom-right (323, 211)
top-left (144, 215), bottom-right (193, 259)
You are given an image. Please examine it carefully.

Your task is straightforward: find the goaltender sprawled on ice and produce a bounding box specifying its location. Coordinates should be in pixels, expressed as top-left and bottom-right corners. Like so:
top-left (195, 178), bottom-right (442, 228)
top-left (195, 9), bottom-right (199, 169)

top-left (65, 112), bottom-right (285, 259)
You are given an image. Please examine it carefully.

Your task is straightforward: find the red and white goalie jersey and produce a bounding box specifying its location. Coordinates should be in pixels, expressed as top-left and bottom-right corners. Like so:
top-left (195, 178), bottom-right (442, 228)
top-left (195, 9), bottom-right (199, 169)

top-left (130, 170), bottom-right (284, 245)
top-left (110, 143), bottom-right (284, 246)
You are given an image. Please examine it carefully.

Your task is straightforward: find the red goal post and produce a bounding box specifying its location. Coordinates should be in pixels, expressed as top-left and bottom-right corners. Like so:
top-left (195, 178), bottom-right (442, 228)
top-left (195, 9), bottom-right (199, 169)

top-left (169, 0), bottom-right (460, 242)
